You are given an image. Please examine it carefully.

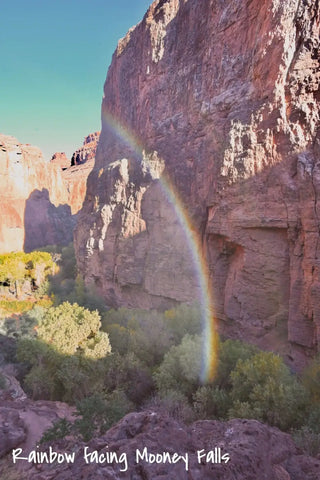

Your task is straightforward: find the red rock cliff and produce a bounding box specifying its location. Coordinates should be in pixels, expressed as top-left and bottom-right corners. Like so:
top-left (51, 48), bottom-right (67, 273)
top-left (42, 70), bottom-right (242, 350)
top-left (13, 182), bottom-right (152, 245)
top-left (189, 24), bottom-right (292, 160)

top-left (63, 131), bottom-right (100, 214)
top-left (74, 0), bottom-right (320, 367)
top-left (0, 134), bottom-right (74, 253)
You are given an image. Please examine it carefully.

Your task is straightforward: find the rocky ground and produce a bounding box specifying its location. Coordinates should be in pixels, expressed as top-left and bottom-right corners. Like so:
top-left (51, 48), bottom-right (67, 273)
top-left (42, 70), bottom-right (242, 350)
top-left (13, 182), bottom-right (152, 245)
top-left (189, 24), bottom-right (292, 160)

top-left (1, 407), bottom-right (319, 480)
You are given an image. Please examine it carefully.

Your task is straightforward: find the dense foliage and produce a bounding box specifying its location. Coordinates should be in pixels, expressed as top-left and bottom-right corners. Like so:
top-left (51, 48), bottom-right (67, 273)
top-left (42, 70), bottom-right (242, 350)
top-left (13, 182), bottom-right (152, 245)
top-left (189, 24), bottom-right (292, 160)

top-left (1, 246), bottom-right (320, 455)
top-left (16, 302), bottom-right (111, 401)
top-left (0, 251), bottom-right (54, 284)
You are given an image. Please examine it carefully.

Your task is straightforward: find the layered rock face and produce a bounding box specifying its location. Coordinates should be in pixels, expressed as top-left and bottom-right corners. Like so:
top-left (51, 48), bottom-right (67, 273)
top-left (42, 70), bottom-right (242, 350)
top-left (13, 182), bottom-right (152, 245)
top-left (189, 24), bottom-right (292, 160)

top-left (0, 134), bottom-right (74, 253)
top-left (75, 0), bottom-right (320, 366)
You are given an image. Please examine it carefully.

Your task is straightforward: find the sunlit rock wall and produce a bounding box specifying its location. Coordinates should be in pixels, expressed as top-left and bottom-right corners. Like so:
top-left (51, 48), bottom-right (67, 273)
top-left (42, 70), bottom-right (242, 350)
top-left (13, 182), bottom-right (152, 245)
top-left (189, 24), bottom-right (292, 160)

top-left (75, 0), bottom-right (320, 367)
top-left (0, 134), bottom-right (73, 253)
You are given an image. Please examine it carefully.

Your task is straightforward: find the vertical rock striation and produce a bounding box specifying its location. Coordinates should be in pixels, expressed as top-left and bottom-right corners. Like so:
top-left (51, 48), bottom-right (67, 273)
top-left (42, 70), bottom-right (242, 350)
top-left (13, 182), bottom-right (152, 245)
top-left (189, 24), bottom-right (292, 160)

top-left (75, 0), bottom-right (320, 367)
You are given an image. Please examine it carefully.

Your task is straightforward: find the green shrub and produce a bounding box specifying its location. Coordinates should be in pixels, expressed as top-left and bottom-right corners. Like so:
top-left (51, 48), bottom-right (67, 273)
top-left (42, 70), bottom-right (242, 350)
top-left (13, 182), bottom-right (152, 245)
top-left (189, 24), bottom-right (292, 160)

top-left (36, 302), bottom-right (110, 358)
top-left (16, 303), bottom-right (111, 402)
top-left (193, 385), bottom-right (231, 419)
top-left (40, 418), bottom-right (72, 444)
top-left (293, 427), bottom-right (320, 457)
top-left (0, 300), bottom-right (34, 314)
top-left (215, 339), bottom-right (257, 390)
top-left (74, 390), bottom-right (133, 441)
top-left (103, 308), bottom-right (173, 367)
top-left (164, 303), bottom-right (202, 344)
top-left (229, 351), bottom-right (309, 430)
top-left (103, 352), bottom-right (154, 405)
top-left (147, 390), bottom-right (195, 424)
top-left (302, 354), bottom-right (320, 402)
top-left (0, 251), bottom-right (54, 284)
top-left (154, 334), bottom-right (202, 399)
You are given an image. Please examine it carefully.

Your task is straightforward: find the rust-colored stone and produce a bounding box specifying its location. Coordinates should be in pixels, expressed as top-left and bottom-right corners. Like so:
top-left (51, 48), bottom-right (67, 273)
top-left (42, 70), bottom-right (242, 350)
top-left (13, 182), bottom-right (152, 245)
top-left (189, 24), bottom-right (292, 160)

top-left (74, 0), bottom-right (320, 367)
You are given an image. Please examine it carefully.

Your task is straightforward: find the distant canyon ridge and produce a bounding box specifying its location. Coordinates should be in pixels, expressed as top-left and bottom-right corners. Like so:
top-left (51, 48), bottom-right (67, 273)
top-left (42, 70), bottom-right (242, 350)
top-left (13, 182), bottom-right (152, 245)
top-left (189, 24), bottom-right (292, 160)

top-left (2, 0), bottom-right (320, 368)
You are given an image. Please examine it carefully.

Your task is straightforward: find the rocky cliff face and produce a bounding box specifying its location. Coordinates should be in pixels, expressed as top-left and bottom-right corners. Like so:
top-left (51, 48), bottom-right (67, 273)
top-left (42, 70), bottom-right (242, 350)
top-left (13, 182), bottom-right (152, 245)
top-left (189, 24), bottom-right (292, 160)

top-left (63, 132), bottom-right (100, 214)
top-left (0, 131), bottom-right (98, 254)
top-left (0, 134), bottom-right (74, 253)
top-left (74, 0), bottom-right (320, 367)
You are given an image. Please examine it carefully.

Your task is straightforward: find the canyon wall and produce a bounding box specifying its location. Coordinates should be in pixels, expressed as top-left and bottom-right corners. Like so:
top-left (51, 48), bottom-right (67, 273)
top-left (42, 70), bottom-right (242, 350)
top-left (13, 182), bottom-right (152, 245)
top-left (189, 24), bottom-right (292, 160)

top-left (63, 131), bottom-right (100, 214)
top-left (0, 134), bottom-right (74, 253)
top-left (74, 0), bottom-right (320, 366)
top-left (0, 132), bottom-right (98, 253)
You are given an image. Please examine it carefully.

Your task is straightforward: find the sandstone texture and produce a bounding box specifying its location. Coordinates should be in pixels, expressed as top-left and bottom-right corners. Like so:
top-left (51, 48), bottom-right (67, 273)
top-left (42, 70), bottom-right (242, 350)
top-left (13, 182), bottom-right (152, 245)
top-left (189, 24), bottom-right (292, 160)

top-left (50, 152), bottom-right (70, 170)
top-left (63, 132), bottom-right (100, 214)
top-left (71, 132), bottom-right (100, 166)
top-left (0, 134), bottom-right (74, 253)
top-left (49, 132), bottom-right (99, 215)
top-left (0, 131), bottom-right (98, 253)
top-left (74, 0), bottom-right (320, 367)
top-left (16, 411), bottom-right (320, 480)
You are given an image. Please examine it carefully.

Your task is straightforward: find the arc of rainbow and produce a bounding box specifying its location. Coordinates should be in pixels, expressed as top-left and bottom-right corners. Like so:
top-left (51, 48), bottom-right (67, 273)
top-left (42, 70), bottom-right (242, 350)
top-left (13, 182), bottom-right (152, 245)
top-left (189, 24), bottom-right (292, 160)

top-left (101, 110), bottom-right (218, 382)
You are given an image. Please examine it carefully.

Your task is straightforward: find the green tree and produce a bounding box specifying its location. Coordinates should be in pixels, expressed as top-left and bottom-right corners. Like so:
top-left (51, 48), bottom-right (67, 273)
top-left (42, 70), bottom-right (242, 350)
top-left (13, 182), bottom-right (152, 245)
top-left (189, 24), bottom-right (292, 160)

top-left (74, 390), bottom-right (133, 441)
top-left (193, 385), bottom-right (231, 419)
top-left (302, 354), bottom-right (320, 402)
top-left (154, 334), bottom-right (202, 399)
top-left (215, 339), bottom-right (257, 390)
top-left (37, 302), bottom-right (110, 358)
top-left (17, 302), bottom-right (111, 402)
top-left (164, 303), bottom-right (202, 344)
top-left (229, 351), bottom-right (309, 430)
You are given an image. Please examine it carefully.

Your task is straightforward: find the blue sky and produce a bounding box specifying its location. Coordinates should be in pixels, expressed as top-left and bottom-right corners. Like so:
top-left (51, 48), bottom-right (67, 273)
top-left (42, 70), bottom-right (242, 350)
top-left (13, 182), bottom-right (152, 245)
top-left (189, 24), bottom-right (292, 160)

top-left (0, 0), bottom-right (152, 160)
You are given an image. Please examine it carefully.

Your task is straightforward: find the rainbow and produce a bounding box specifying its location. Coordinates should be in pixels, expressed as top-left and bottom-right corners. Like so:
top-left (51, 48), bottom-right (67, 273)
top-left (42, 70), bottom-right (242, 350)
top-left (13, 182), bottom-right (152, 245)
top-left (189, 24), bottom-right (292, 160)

top-left (101, 109), bottom-right (218, 382)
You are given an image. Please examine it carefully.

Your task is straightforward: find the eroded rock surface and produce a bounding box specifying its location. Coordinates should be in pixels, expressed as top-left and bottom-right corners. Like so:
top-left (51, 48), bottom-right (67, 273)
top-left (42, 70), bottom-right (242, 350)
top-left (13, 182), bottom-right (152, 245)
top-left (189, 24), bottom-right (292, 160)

top-left (0, 372), bottom-right (74, 468)
top-left (75, 0), bottom-right (320, 367)
top-left (16, 412), bottom-right (320, 480)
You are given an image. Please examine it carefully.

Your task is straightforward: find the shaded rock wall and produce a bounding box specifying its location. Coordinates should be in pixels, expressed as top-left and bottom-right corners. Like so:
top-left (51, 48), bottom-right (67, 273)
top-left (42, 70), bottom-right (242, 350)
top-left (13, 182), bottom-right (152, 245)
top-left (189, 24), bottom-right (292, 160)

top-left (75, 0), bottom-right (320, 366)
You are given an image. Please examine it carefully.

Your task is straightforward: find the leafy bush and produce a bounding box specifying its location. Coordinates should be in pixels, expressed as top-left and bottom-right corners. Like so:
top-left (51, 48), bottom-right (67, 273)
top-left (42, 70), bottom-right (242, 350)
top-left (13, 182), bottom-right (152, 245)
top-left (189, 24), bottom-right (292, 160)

top-left (193, 385), bottom-right (231, 419)
top-left (36, 302), bottom-right (110, 358)
top-left (305, 405), bottom-right (320, 433)
top-left (40, 418), bottom-right (72, 444)
top-left (17, 302), bottom-right (111, 402)
top-left (215, 339), bottom-right (257, 390)
top-left (229, 351), bottom-right (309, 430)
top-left (74, 390), bottom-right (133, 441)
top-left (0, 251), bottom-right (54, 284)
top-left (103, 352), bottom-right (154, 405)
top-left (0, 306), bottom-right (45, 339)
top-left (154, 334), bottom-right (202, 399)
top-left (302, 354), bottom-right (320, 402)
top-left (293, 427), bottom-right (320, 457)
top-left (147, 390), bottom-right (195, 424)
top-left (103, 308), bottom-right (173, 366)
top-left (164, 303), bottom-right (202, 344)
top-left (0, 300), bottom-right (34, 314)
